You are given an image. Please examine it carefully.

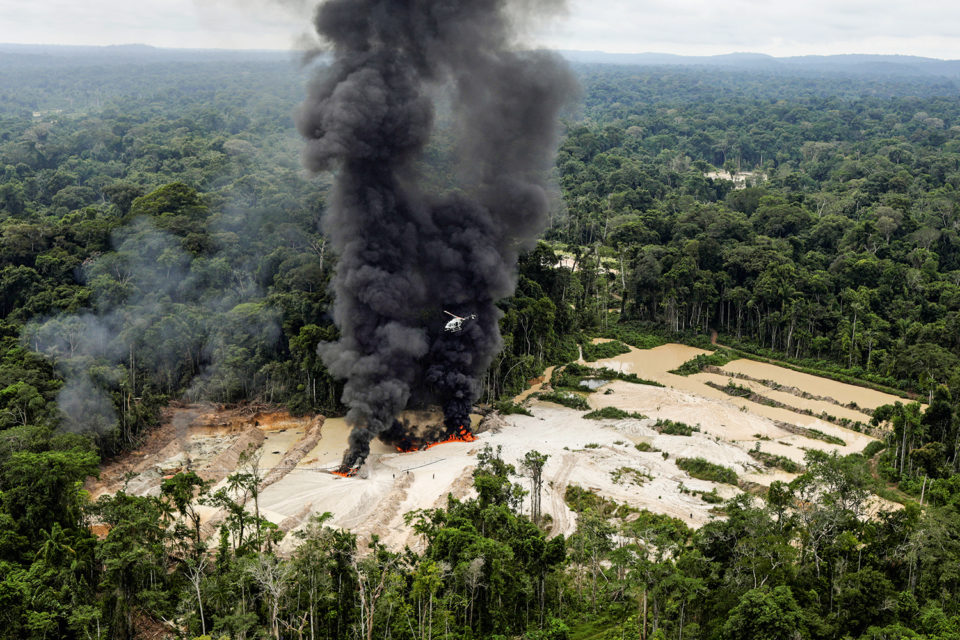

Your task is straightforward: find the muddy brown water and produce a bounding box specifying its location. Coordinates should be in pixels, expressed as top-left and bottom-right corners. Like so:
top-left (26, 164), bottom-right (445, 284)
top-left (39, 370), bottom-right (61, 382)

top-left (720, 359), bottom-right (905, 411)
top-left (592, 343), bottom-right (901, 414)
top-left (694, 371), bottom-right (875, 424)
top-left (590, 343), bottom-right (879, 456)
top-left (593, 343), bottom-right (710, 382)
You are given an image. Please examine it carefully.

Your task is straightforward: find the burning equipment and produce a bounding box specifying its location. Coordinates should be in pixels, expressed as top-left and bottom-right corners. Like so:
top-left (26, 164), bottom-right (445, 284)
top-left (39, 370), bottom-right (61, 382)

top-left (297, 0), bottom-right (575, 474)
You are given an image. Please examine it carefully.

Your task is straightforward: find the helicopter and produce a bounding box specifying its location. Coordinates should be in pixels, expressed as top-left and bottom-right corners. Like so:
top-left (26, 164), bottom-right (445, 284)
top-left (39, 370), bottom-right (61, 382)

top-left (443, 311), bottom-right (477, 332)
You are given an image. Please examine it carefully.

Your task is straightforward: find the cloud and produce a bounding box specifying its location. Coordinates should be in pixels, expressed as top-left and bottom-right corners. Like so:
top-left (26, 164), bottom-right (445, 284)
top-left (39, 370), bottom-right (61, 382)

top-left (1, 1), bottom-right (958, 62)
top-left (537, 0), bottom-right (960, 57)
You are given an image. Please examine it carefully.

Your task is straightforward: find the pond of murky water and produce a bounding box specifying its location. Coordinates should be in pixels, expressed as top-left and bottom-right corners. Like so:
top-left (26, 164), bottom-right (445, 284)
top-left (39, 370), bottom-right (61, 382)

top-left (579, 378), bottom-right (610, 390)
top-left (720, 359), bottom-right (906, 411)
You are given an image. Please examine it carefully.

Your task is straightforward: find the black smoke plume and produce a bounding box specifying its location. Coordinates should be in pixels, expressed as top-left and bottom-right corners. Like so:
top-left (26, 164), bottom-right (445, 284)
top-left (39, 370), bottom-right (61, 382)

top-left (296, 0), bottom-right (576, 470)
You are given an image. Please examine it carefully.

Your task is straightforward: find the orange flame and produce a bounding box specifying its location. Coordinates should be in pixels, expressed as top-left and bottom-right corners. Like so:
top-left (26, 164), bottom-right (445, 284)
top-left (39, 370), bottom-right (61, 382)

top-left (393, 425), bottom-right (477, 455)
top-left (424, 425), bottom-right (477, 449)
top-left (331, 468), bottom-right (358, 478)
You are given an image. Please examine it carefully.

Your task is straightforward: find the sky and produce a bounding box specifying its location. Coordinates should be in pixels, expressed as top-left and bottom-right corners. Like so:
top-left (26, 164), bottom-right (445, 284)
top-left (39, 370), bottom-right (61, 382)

top-left (2, 0), bottom-right (960, 59)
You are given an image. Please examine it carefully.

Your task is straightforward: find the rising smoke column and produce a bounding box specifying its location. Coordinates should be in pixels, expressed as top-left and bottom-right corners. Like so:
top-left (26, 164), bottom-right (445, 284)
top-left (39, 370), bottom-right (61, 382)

top-left (297, 0), bottom-right (576, 470)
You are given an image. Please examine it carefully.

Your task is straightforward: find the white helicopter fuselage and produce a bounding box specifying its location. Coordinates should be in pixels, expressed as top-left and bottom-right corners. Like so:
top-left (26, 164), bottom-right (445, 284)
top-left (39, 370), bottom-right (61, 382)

top-left (443, 312), bottom-right (476, 332)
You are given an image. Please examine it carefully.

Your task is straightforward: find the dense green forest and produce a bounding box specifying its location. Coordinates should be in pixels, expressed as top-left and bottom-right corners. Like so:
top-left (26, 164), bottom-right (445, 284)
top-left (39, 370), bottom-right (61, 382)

top-left (4, 49), bottom-right (960, 638)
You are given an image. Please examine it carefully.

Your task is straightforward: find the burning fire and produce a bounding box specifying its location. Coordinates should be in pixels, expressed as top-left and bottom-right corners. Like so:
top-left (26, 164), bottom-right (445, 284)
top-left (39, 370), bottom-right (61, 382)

top-left (331, 467), bottom-right (359, 478)
top-left (424, 425), bottom-right (477, 450)
top-left (396, 424), bottom-right (477, 453)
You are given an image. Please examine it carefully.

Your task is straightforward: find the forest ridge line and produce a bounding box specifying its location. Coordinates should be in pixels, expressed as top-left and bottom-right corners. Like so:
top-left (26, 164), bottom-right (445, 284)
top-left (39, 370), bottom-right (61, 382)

top-left (2, 42), bottom-right (960, 76)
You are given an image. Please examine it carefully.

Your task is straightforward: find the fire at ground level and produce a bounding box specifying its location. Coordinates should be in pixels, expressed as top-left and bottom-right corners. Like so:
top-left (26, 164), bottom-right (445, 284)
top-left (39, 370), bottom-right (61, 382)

top-left (332, 419), bottom-right (478, 477)
top-left (86, 343), bottom-right (898, 553)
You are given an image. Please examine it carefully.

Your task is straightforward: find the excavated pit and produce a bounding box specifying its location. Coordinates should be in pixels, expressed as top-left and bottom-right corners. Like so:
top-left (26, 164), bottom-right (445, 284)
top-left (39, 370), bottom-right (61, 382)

top-left (88, 344), bottom-right (898, 553)
top-left (88, 405), bottom-right (321, 499)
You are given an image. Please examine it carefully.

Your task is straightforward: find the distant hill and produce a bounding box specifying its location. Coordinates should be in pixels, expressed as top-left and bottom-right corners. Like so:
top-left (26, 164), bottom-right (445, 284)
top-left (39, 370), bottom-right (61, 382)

top-left (0, 42), bottom-right (294, 67)
top-left (3, 43), bottom-right (960, 80)
top-left (558, 50), bottom-right (960, 79)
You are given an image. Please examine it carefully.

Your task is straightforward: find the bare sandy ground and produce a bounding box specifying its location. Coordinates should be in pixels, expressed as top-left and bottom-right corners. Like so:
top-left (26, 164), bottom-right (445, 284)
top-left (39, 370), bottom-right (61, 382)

top-left (590, 345), bottom-right (880, 459)
top-left (266, 403), bottom-right (741, 553)
top-left (90, 343), bottom-right (894, 552)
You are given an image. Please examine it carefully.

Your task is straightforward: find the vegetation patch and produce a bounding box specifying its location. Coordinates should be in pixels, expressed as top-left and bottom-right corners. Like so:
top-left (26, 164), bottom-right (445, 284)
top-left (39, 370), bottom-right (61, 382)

top-left (600, 325), bottom-right (667, 350)
top-left (706, 379), bottom-right (777, 406)
top-left (719, 380), bottom-right (753, 398)
top-left (492, 401), bottom-right (532, 416)
top-left (804, 428), bottom-right (846, 446)
top-left (680, 483), bottom-right (725, 504)
top-left (773, 420), bottom-right (848, 447)
top-left (634, 441), bottom-right (659, 452)
top-left (582, 339), bottom-right (631, 362)
top-left (863, 440), bottom-right (886, 458)
top-left (536, 391), bottom-right (590, 410)
top-left (676, 457), bottom-right (739, 485)
top-left (610, 466), bottom-right (653, 485)
top-left (550, 363), bottom-right (599, 392)
top-left (555, 362), bottom-right (663, 390)
top-left (583, 406), bottom-right (647, 420)
top-left (698, 488), bottom-right (724, 504)
top-left (748, 448), bottom-right (802, 473)
top-left (669, 349), bottom-right (735, 376)
top-left (564, 484), bottom-right (633, 518)
top-left (586, 366), bottom-right (663, 387)
top-left (654, 418), bottom-right (700, 436)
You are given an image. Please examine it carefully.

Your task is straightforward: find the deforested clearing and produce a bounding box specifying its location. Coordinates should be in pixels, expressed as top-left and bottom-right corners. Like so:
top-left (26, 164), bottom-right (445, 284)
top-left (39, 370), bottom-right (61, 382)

top-left (90, 342), bottom-right (888, 551)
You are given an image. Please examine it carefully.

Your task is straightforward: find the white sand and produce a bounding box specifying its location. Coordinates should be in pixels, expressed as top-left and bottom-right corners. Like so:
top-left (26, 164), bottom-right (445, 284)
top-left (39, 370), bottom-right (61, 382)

top-left (92, 343), bottom-right (892, 553)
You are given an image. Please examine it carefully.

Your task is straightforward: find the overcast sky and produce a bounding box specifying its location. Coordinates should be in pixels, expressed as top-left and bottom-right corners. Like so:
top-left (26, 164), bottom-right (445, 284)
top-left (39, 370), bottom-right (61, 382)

top-left (2, 0), bottom-right (960, 59)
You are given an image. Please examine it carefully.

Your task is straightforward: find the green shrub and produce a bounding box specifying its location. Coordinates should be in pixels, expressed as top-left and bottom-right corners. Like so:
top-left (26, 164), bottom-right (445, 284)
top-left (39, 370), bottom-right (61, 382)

top-left (612, 372), bottom-right (663, 387)
top-left (582, 340), bottom-right (631, 362)
top-left (536, 391), bottom-right (590, 410)
top-left (804, 428), bottom-right (846, 446)
top-left (748, 449), bottom-right (802, 473)
top-left (669, 349), bottom-right (735, 376)
top-left (554, 362), bottom-right (663, 390)
top-left (564, 485), bottom-right (617, 515)
top-left (493, 401), bottom-right (532, 416)
top-left (575, 362), bottom-right (663, 387)
top-left (611, 466), bottom-right (652, 485)
top-left (699, 489), bottom-right (724, 503)
top-left (721, 380), bottom-right (753, 398)
top-left (634, 441), bottom-right (658, 452)
top-left (583, 406), bottom-right (647, 420)
top-left (676, 457), bottom-right (738, 485)
top-left (863, 440), bottom-right (886, 458)
top-left (654, 418), bottom-right (699, 436)
top-left (600, 325), bottom-right (667, 350)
